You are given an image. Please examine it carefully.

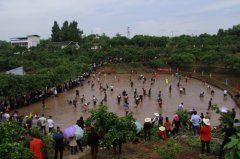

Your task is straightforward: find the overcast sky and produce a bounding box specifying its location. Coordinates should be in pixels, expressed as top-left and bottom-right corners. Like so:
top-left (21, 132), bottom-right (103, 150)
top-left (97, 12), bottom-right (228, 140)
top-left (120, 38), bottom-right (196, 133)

top-left (1, 0), bottom-right (240, 40)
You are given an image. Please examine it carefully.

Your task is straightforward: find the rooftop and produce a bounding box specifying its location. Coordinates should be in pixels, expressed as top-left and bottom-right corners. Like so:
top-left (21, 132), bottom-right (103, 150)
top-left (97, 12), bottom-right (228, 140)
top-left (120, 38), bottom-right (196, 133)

top-left (10, 35), bottom-right (40, 40)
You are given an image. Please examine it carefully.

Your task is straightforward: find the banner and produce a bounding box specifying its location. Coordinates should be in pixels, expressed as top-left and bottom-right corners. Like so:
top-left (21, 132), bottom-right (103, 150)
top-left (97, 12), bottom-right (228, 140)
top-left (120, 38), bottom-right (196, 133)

top-left (225, 79), bottom-right (228, 86)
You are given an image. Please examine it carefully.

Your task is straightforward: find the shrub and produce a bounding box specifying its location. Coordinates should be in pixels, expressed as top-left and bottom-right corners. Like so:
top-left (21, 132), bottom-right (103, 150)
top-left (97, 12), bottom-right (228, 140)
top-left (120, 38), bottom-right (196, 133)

top-left (176, 109), bottom-right (189, 127)
top-left (85, 106), bottom-right (136, 148)
top-left (0, 121), bottom-right (32, 159)
top-left (155, 138), bottom-right (181, 159)
top-left (224, 133), bottom-right (240, 159)
top-left (219, 111), bottom-right (234, 126)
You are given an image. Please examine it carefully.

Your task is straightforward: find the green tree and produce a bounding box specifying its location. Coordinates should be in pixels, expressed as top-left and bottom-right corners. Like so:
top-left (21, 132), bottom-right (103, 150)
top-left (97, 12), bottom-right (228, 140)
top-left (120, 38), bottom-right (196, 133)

top-left (201, 52), bottom-right (221, 66)
top-left (85, 106), bottom-right (136, 148)
top-left (0, 121), bottom-right (32, 159)
top-left (51, 21), bottom-right (61, 42)
top-left (68, 21), bottom-right (83, 41)
top-left (60, 21), bottom-right (70, 41)
top-left (168, 53), bottom-right (195, 68)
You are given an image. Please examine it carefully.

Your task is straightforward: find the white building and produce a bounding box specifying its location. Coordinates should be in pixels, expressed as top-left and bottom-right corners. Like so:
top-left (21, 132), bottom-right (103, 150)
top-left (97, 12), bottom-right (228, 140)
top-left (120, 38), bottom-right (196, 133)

top-left (10, 35), bottom-right (40, 48)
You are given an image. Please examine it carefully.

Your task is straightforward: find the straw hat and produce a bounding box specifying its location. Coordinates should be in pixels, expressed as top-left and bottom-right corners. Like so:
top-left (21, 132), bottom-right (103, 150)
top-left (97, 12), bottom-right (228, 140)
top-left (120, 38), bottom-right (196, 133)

top-left (159, 126), bottom-right (165, 131)
top-left (203, 118), bottom-right (211, 126)
top-left (154, 113), bottom-right (159, 117)
top-left (145, 117), bottom-right (151, 122)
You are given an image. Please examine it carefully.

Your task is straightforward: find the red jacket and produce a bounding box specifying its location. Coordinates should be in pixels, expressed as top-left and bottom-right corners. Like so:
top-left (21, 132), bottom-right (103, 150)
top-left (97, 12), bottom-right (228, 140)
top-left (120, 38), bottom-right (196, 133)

top-left (30, 138), bottom-right (44, 159)
top-left (158, 130), bottom-right (167, 140)
top-left (200, 126), bottom-right (211, 141)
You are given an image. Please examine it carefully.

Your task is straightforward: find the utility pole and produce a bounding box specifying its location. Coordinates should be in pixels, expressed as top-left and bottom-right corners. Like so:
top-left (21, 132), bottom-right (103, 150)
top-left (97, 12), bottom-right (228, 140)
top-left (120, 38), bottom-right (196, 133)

top-left (127, 26), bottom-right (130, 38)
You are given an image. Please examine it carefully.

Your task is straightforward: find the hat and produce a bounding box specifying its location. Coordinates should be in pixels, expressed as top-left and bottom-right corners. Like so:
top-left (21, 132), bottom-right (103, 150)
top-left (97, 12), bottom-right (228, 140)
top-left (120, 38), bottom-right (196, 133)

top-left (144, 117), bottom-right (151, 122)
top-left (154, 113), bottom-right (159, 117)
top-left (159, 126), bottom-right (165, 131)
top-left (203, 118), bottom-right (211, 126)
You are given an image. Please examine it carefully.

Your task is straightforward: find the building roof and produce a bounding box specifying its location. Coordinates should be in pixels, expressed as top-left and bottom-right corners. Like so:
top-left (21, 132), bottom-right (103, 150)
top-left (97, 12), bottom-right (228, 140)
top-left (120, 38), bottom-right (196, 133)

top-left (6, 66), bottom-right (25, 75)
top-left (51, 41), bottom-right (79, 48)
top-left (10, 35), bottom-right (40, 40)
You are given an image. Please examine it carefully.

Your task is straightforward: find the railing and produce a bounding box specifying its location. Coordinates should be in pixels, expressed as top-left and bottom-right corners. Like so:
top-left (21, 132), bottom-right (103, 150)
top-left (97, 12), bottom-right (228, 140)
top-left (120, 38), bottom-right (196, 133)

top-left (185, 72), bottom-right (240, 107)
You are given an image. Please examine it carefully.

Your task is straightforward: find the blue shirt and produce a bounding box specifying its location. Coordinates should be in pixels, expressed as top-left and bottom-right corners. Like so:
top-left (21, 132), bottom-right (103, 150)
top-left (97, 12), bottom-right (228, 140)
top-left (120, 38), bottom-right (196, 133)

top-left (190, 114), bottom-right (202, 126)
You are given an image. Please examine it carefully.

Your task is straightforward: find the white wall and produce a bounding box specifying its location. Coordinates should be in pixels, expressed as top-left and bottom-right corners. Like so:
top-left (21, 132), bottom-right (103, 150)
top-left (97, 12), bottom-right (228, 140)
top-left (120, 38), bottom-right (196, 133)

top-left (27, 36), bottom-right (40, 48)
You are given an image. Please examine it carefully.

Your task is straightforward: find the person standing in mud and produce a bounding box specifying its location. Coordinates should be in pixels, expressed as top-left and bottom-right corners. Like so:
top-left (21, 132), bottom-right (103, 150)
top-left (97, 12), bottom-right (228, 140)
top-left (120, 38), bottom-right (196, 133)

top-left (122, 90), bottom-right (126, 96)
top-left (92, 96), bottom-right (98, 106)
top-left (208, 98), bottom-right (212, 110)
top-left (123, 101), bottom-right (129, 116)
top-left (139, 94), bottom-right (143, 102)
top-left (134, 89), bottom-right (137, 98)
top-left (106, 84), bottom-right (109, 89)
top-left (124, 94), bottom-right (128, 103)
top-left (103, 92), bottom-right (107, 102)
top-left (143, 77), bottom-right (147, 84)
top-left (130, 81), bottom-right (134, 88)
top-left (80, 95), bottom-right (85, 104)
top-left (158, 98), bottom-right (163, 108)
top-left (158, 91), bottom-right (161, 99)
top-left (117, 94), bottom-right (121, 104)
top-left (73, 97), bottom-right (77, 108)
top-left (135, 96), bottom-right (140, 107)
top-left (148, 88), bottom-right (151, 97)
top-left (91, 81), bottom-right (94, 89)
top-left (76, 90), bottom-right (80, 97)
top-left (110, 85), bottom-right (114, 92)
top-left (142, 88), bottom-right (146, 96)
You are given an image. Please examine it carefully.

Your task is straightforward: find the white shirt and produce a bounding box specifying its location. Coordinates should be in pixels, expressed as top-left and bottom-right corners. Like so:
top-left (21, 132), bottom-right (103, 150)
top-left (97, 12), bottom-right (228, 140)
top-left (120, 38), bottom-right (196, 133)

top-left (224, 90), bottom-right (227, 95)
top-left (178, 103), bottom-right (183, 110)
top-left (38, 117), bottom-right (46, 126)
top-left (47, 118), bottom-right (54, 128)
top-left (3, 113), bottom-right (10, 120)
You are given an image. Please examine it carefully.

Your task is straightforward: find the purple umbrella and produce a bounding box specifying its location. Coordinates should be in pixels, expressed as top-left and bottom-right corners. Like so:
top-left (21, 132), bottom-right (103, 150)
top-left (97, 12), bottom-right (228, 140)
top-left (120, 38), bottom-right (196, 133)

top-left (63, 126), bottom-right (76, 138)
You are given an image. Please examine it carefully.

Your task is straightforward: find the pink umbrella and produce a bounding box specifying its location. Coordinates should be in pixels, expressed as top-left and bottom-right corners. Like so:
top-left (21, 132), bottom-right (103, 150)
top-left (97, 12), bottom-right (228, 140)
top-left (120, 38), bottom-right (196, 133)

top-left (63, 126), bottom-right (76, 138)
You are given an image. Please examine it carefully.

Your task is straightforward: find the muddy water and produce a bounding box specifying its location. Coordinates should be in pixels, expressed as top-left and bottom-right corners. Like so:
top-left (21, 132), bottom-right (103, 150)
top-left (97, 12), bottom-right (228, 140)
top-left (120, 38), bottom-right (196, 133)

top-left (17, 73), bottom-right (239, 128)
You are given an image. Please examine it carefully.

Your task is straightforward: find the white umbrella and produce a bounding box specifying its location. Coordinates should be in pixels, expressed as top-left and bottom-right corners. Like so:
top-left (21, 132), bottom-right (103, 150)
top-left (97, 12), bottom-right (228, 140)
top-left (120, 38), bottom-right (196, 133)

top-left (220, 107), bottom-right (227, 113)
top-left (74, 125), bottom-right (84, 140)
top-left (135, 121), bottom-right (143, 134)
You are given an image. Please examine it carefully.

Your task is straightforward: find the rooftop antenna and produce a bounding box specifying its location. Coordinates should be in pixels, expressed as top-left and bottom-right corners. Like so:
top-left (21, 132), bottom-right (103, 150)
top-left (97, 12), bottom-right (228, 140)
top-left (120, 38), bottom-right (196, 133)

top-left (127, 26), bottom-right (130, 38)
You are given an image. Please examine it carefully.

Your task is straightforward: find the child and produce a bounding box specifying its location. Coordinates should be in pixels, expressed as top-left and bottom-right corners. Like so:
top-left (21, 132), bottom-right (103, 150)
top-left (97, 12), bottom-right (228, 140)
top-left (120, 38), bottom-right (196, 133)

top-left (158, 126), bottom-right (167, 141)
top-left (69, 136), bottom-right (77, 155)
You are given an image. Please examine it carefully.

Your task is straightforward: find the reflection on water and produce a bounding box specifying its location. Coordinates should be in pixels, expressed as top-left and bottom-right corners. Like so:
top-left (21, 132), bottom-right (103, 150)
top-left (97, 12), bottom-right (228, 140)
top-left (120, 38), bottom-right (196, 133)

top-left (17, 73), bottom-right (238, 128)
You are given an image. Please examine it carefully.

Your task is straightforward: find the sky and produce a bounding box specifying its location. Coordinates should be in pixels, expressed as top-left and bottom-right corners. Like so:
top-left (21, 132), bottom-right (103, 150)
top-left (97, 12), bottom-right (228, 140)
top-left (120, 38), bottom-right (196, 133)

top-left (1, 0), bottom-right (240, 40)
